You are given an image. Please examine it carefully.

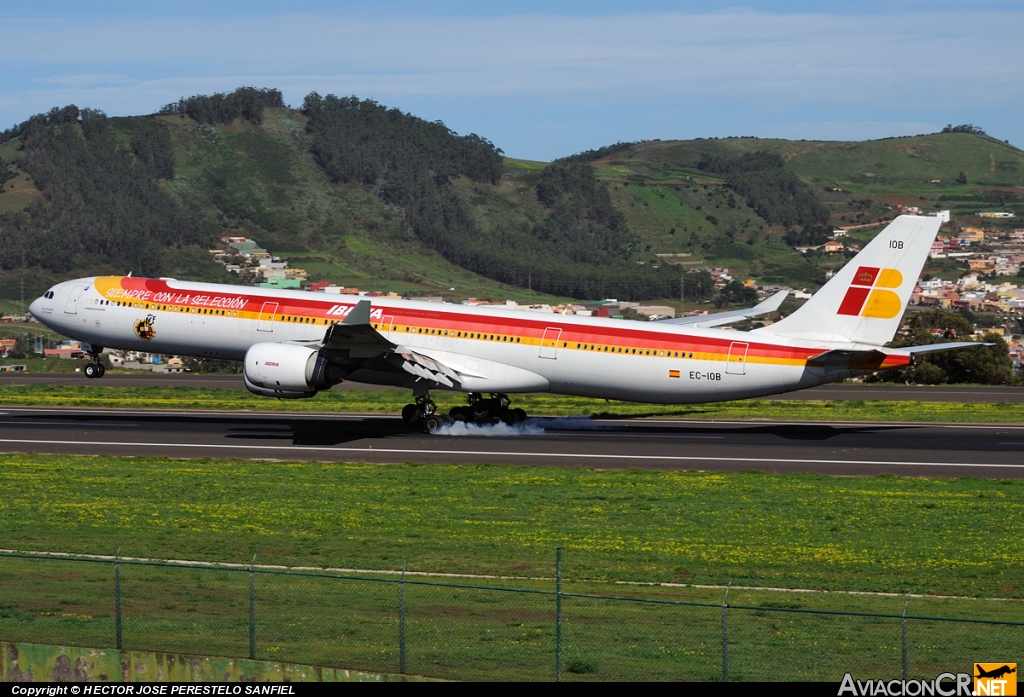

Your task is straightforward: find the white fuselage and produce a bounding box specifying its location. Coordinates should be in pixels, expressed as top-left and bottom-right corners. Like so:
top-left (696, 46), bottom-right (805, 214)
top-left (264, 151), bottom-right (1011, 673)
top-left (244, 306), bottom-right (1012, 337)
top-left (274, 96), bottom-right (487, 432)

top-left (29, 276), bottom-right (861, 404)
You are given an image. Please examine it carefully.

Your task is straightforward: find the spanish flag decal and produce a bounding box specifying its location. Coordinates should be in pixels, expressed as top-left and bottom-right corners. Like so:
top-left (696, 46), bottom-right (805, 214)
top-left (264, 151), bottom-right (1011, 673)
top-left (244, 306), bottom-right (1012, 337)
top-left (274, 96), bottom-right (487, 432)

top-left (837, 266), bottom-right (903, 319)
top-left (669, 369), bottom-right (681, 378)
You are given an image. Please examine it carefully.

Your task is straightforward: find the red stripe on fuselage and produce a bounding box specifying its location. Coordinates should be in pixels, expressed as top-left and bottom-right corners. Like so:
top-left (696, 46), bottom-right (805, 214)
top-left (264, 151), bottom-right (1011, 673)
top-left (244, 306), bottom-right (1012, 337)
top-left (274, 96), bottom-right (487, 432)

top-left (116, 277), bottom-right (824, 362)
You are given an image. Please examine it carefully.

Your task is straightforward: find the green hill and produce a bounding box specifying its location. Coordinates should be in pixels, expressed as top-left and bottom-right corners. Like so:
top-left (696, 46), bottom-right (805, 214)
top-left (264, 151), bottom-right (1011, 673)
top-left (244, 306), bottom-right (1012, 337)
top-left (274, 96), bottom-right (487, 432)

top-left (2, 90), bottom-right (1021, 310)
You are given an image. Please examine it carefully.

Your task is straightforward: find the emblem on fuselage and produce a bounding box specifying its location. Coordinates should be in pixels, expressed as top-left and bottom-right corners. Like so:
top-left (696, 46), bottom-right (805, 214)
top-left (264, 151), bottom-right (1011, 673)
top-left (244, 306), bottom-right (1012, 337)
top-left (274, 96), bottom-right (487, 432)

top-left (134, 314), bottom-right (156, 341)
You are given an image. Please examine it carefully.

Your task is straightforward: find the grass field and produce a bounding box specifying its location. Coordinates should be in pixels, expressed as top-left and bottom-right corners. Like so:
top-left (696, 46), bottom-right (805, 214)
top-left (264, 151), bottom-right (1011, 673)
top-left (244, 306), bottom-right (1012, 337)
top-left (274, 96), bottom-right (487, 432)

top-left (2, 454), bottom-right (1023, 598)
top-left (3, 453), bottom-right (1023, 679)
top-left (2, 551), bottom-right (1018, 681)
top-left (0, 383), bottom-right (1021, 424)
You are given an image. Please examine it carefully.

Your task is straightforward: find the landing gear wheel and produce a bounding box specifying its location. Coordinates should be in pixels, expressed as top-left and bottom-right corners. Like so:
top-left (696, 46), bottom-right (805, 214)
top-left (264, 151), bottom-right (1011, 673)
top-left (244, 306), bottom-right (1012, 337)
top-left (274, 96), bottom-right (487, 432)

top-left (473, 399), bottom-right (495, 421)
top-left (84, 363), bottom-right (100, 379)
top-left (464, 393), bottom-right (526, 424)
top-left (424, 414), bottom-right (453, 432)
top-left (449, 406), bottom-right (473, 422)
top-left (96, 364), bottom-right (106, 378)
top-left (402, 404), bottom-right (424, 424)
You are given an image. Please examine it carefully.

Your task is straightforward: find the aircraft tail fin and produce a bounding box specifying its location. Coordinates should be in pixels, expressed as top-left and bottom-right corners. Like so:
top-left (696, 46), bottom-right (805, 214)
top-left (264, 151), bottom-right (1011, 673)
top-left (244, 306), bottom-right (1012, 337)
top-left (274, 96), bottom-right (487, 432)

top-left (755, 214), bottom-right (944, 346)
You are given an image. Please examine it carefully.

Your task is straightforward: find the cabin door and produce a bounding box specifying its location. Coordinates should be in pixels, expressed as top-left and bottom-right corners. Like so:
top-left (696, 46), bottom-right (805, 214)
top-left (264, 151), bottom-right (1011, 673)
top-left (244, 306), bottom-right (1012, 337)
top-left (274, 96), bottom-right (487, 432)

top-left (64, 285), bottom-right (85, 314)
top-left (257, 302), bottom-right (278, 332)
top-left (539, 327), bottom-right (562, 359)
top-left (726, 342), bottom-right (750, 375)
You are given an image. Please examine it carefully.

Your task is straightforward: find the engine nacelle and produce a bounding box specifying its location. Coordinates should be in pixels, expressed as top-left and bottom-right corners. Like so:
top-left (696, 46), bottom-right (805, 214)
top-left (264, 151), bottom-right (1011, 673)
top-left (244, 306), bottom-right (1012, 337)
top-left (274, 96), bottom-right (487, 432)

top-left (243, 343), bottom-right (342, 399)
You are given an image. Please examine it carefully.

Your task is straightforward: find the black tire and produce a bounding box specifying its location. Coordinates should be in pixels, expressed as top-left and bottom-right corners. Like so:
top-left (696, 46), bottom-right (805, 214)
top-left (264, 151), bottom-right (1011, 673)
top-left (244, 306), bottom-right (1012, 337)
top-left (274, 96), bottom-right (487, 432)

top-left (473, 399), bottom-right (495, 420)
top-left (83, 363), bottom-right (99, 379)
top-left (424, 414), bottom-right (445, 432)
top-left (401, 404), bottom-right (423, 424)
top-left (512, 408), bottom-right (527, 423)
top-left (498, 409), bottom-right (515, 425)
top-left (448, 406), bottom-right (469, 422)
top-left (96, 364), bottom-right (106, 378)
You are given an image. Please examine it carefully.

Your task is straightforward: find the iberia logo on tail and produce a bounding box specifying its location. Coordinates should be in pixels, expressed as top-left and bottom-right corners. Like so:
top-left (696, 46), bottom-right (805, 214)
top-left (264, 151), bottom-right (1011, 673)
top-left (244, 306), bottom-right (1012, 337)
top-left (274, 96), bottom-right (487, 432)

top-left (837, 266), bottom-right (904, 319)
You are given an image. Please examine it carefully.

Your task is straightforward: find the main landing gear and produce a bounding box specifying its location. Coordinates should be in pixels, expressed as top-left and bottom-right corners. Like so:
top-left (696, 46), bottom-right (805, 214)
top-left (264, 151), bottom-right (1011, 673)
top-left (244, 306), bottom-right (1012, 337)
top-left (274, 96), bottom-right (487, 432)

top-left (401, 391), bottom-right (529, 431)
top-left (83, 347), bottom-right (106, 379)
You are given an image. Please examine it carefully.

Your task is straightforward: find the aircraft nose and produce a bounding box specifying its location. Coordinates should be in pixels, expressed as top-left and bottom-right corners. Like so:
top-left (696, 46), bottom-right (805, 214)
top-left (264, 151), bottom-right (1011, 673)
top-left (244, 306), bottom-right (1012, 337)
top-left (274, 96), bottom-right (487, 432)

top-left (28, 296), bottom-right (43, 319)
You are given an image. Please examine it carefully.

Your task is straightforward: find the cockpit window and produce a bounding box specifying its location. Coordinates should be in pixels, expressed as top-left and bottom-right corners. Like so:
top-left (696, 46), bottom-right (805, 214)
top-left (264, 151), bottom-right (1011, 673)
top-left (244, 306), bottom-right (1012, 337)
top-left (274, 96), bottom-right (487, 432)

top-left (43, 290), bottom-right (56, 299)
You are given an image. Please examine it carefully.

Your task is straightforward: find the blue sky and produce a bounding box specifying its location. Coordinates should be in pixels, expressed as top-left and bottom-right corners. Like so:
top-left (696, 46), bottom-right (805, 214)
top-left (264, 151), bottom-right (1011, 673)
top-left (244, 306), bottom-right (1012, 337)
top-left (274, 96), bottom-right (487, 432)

top-left (2, 2), bottom-right (1022, 160)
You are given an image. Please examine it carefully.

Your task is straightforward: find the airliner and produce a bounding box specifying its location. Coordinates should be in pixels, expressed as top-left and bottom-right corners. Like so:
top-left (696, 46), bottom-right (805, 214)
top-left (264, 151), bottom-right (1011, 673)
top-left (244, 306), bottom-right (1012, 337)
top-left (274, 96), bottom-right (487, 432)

top-left (28, 213), bottom-right (977, 430)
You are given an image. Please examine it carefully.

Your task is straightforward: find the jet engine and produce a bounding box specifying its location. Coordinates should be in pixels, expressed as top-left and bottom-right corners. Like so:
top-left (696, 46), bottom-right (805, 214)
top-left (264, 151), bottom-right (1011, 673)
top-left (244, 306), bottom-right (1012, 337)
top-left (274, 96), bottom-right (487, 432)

top-left (243, 342), bottom-right (343, 398)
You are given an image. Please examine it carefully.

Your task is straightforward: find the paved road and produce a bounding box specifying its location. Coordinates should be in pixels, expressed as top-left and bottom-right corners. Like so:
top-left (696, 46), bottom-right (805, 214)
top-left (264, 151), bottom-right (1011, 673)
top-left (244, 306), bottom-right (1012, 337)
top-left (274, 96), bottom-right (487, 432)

top-left (3, 373), bottom-right (1024, 402)
top-left (1, 407), bottom-right (1021, 478)
top-left (0, 373), bottom-right (392, 391)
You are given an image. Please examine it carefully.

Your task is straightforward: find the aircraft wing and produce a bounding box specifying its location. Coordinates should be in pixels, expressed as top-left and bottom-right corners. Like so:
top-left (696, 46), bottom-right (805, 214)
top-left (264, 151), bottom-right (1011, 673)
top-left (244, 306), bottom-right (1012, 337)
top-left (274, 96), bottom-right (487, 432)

top-left (319, 299), bottom-right (547, 391)
top-left (320, 299), bottom-right (455, 384)
top-left (659, 290), bottom-right (788, 328)
top-left (322, 301), bottom-right (396, 358)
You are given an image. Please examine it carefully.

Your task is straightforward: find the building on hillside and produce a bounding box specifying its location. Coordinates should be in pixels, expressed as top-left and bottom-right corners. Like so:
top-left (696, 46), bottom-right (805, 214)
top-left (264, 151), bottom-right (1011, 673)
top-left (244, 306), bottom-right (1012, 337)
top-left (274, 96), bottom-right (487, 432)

top-left (968, 258), bottom-right (996, 274)
top-left (258, 278), bottom-right (302, 289)
top-left (632, 305), bottom-right (677, 319)
top-left (959, 227), bottom-right (986, 244)
top-left (44, 342), bottom-right (87, 359)
top-left (978, 212), bottom-right (1015, 219)
top-left (823, 240), bottom-right (845, 254)
top-left (894, 205), bottom-right (922, 214)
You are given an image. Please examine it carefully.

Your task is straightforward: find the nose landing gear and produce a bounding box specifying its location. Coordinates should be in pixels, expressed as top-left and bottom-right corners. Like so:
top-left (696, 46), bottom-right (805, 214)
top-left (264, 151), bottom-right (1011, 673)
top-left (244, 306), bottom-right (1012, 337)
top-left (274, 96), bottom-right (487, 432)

top-left (83, 347), bottom-right (106, 379)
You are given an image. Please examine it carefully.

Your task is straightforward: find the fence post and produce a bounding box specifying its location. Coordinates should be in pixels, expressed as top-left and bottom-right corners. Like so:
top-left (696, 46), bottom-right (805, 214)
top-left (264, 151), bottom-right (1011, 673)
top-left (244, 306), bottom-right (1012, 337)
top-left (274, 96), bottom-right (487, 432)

top-left (399, 559), bottom-right (408, 675)
top-left (721, 583), bottom-right (731, 682)
top-left (556, 547), bottom-right (563, 683)
top-left (902, 597), bottom-right (910, 680)
top-left (248, 546), bottom-right (259, 661)
top-left (114, 539), bottom-right (123, 650)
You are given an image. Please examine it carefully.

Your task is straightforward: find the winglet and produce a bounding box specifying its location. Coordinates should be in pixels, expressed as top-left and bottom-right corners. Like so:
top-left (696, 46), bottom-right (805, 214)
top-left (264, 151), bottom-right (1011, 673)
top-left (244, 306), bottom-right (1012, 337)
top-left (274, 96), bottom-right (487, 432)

top-left (342, 299), bottom-right (372, 325)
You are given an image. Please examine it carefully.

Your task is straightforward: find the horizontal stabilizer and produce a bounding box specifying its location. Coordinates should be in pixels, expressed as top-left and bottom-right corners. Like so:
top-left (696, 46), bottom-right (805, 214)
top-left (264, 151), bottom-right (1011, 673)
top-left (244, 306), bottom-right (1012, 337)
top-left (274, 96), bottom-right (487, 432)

top-left (898, 341), bottom-right (994, 355)
top-left (661, 290), bottom-right (788, 328)
top-left (807, 341), bottom-right (991, 372)
top-left (807, 348), bottom-right (889, 371)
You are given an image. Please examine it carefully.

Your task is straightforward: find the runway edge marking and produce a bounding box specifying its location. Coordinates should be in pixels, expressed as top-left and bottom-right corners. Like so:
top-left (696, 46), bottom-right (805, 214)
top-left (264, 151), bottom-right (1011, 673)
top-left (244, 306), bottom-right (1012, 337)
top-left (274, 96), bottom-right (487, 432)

top-left (0, 437), bottom-right (1021, 469)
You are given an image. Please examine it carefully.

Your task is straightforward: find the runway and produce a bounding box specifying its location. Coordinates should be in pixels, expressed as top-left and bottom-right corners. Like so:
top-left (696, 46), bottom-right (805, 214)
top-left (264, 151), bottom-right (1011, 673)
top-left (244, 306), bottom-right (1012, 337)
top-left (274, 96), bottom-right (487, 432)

top-left (3, 373), bottom-right (1023, 402)
top-left (1, 407), bottom-right (1021, 478)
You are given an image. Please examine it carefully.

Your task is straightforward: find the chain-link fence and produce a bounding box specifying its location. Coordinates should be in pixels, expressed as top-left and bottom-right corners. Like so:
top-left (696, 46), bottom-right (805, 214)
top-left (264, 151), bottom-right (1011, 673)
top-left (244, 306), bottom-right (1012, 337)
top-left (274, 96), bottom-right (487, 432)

top-left (1, 549), bottom-right (1021, 681)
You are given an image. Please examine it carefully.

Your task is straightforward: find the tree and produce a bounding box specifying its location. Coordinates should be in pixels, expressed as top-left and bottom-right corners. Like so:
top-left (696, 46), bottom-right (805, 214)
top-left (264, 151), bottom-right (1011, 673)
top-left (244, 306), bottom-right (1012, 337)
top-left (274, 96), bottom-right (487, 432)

top-left (696, 149), bottom-right (830, 229)
top-left (873, 309), bottom-right (1017, 385)
top-left (956, 171), bottom-right (968, 185)
top-left (941, 124), bottom-right (986, 135)
top-left (715, 280), bottom-right (758, 308)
